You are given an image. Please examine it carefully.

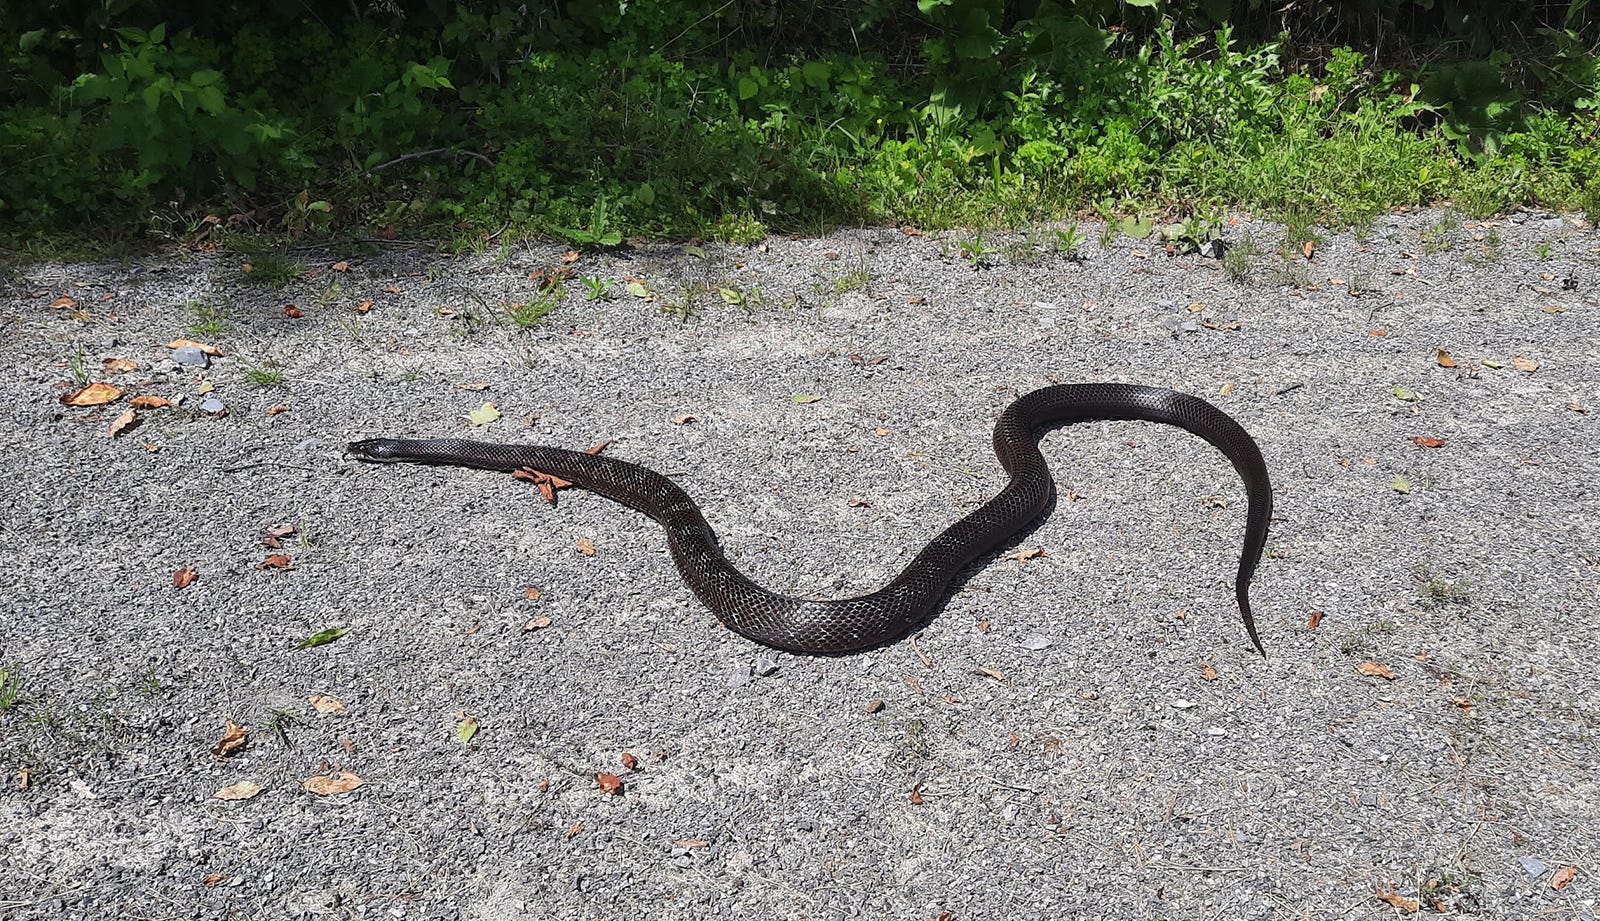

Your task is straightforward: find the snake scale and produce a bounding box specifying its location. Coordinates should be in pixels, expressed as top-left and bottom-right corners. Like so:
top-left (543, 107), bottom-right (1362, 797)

top-left (349, 383), bottom-right (1272, 655)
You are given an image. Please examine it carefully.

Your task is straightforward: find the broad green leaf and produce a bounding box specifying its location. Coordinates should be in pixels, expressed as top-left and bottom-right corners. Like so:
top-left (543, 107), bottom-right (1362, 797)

top-left (296, 627), bottom-right (347, 649)
top-left (1120, 215), bottom-right (1153, 239)
top-left (718, 287), bottom-right (742, 304)
top-left (597, 230), bottom-right (622, 246)
top-left (1392, 475), bottom-right (1412, 494)
top-left (737, 76), bottom-right (759, 100)
top-left (625, 281), bottom-right (649, 297)
top-left (790, 394), bottom-right (823, 404)
top-left (802, 60), bottom-right (832, 88)
top-left (1392, 385), bottom-right (1418, 401)
top-left (457, 717), bottom-right (478, 745)
top-left (683, 244), bottom-right (708, 259)
top-left (467, 402), bottom-right (500, 426)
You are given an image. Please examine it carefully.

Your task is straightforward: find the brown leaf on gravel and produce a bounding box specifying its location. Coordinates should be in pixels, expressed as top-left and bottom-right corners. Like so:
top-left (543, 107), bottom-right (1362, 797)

top-left (564, 822), bottom-right (584, 839)
top-left (523, 616), bottom-right (553, 631)
top-left (1436, 349), bottom-right (1456, 368)
top-left (1409, 436), bottom-right (1446, 448)
top-left (1200, 665), bottom-right (1219, 681)
top-left (166, 338), bottom-right (221, 355)
top-left (584, 440), bottom-right (613, 455)
top-left (265, 404), bottom-right (290, 415)
top-left (874, 426), bottom-right (892, 436)
top-left (848, 497), bottom-right (871, 508)
top-left (173, 566), bottom-right (198, 588)
top-left (356, 299), bottom-right (373, 314)
top-left (561, 249), bottom-right (582, 263)
top-left (595, 773), bottom-right (623, 795)
top-left (308, 694), bottom-right (346, 714)
top-left (255, 554), bottom-right (294, 570)
top-left (1357, 661), bottom-right (1396, 680)
top-left (974, 667), bottom-right (1007, 681)
top-left (303, 770), bottom-right (365, 796)
top-left (61, 382), bottom-right (123, 406)
top-left (621, 752), bottom-right (639, 772)
top-left (909, 784), bottom-right (924, 805)
top-left (1451, 697), bottom-right (1473, 710)
top-left (49, 295), bottom-right (79, 308)
top-left (1374, 886), bottom-right (1419, 913)
top-left (864, 698), bottom-right (886, 713)
top-left (108, 408), bottom-right (139, 438)
top-left (1568, 403), bottom-right (1588, 414)
top-left (576, 537), bottom-right (596, 556)
top-left (672, 413), bottom-right (698, 425)
top-left (261, 524), bottom-right (297, 548)
top-left (202, 873), bottom-right (225, 887)
top-left (1511, 355), bottom-right (1539, 372)
top-left (213, 781), bottom-right (263, 800)
top-left (331, 261), bottom-right (350, 272)
top-left (672, 837), bottom-right (708, 848)
top-left (282, 304), bottom-right (304, 318)
top-left (102, 357), bottom-right (139, 373)
top-left (212, 721), bottom-right (248, 758)
top-left (1301, 240), bottom-right (1315, 259)
top-left (1006, 547), bottom-right (1047, 561)
top-left (130, 394), bottom-right (173, 409)
top-left (1308, 610), bottom-right (1325, 629)
top-left (849, 353), bottom-right (889, 366)
top-left (512, 467), bottom-right (571, 504)
top-left (900, 226), bottom-right (922, 236)
top-left (1367, 328), bottom-right (1388, 337)
top-left (1551, 866), bottom-right (1577, 890)
top-left (524, 586), bottom-right (543, 602)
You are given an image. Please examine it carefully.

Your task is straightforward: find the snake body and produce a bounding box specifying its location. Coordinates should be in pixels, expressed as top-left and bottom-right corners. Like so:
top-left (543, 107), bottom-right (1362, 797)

top-left (349, 383), bottom-right (1271, 655)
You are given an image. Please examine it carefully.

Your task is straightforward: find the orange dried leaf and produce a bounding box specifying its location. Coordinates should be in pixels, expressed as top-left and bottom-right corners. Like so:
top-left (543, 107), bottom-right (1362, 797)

top-left (173, 566), bottom-right (198, 588)
top-left (61, 382), bottom-right (123, 406)
top-left (265, 404), bottom-right (290, 415)
top-left (308, 694), bottom-right (347, 714)
top-left (303, 770), bottom-right (365, 796)
top-left (129, 394), bottom-right (173, 409)
top-left (564, 822), bottom-right (584, 839)
top-left (49, 295), bottom-right (79, 308)
top-left (1409, 436), bottom-right (1446, 448)
top-left (213, 781), bottom-right (263, 800)
top-left (1374, 886), bottom-right (1419, 913)
top-left (576, 537), bottom-right (596, 556)
top-left (672, 413), bottom-right (698, 425)
top-left (909, 786), bottom-right (924, 805)
top-left (1357, 661), bottom-right (1396, 680)
top-left (1200, 665), bottom-right (1219, 681)
top-left (1436, 349), bottom-right (1456, 368)
top-left (1368, 328), bottom-right (1389, 338)
top-left (1567, 403), bottom-right (1587, 414)
top-left (331, 261), bottom-right (350, 272)
top-left (282, 304), bottom-right (304, 319)
top-left (848, 497), bottom-right (871, 508)
top-left (524, 615), bottom-right (553, 631)
top-left (975, 666), bottom-right (1007, 681)
top-left (1301, 240), bottom-right (1315, 259)
top-left (202, 874), bottom-right (225, 887)
top-left (595, 772), bottom-right (623, 795)
top-left (1308, 610), bottom-right (1325, 629)
top-left (166, 338), bottom-right (221, 355)
top-left (1006, 547), bottom-right (1047, 561)
top-left (212, 721), bottom-right (248, 758)
top-left (900, 226), bottom-right (922, 236)
top-left (621, 752), bottom-right (639, 771)
top-left (561, 250), bottom-right (581, 263)
top-left (256, 554), bottom-right (294, 570)
top-left (874, 426), bottom-right (892, 436)
top-left (108, 407), bottom-right (139, 437)
top-left (1551, 866), bottom-right (1577, 890)
top-left (1451, 697), bottom-right (1473, 710)
top-left (356, 299), bottom-right (374, 314)
top-left (1511, 355), bottom-right (1539, 372)
top-left (524, 586), bottom-right (543, 601)
top-left (584, 440), bottom-right (613, 455)
top-left (102, 357), bottom-right (138, 373)
top-left (383, 285), bottom-right (402, 294)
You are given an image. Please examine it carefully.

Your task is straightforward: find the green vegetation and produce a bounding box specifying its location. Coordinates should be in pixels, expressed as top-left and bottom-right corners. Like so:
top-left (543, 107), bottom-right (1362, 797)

top-left (0, 664), bottom-right (21, 712)
top-left (243, 363), bottom-right (285, 388)
top-left (186, 301), bottom-right (229, 337)
top-left (240, 253), bottom-right (303, 287)
top-left (2, 3), bottom-right (1597, 253)
top-left (506, 293), bottom-right (559, 328)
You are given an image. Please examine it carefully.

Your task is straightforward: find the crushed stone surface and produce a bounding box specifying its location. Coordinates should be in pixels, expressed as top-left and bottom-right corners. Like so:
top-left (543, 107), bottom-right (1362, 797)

top-left (1, 210), bottom-right (1597, 920)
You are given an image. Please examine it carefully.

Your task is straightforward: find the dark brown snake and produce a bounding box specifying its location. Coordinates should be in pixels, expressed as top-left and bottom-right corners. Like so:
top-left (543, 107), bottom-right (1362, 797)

top-left (349, 383), bottom-right (1272, 655)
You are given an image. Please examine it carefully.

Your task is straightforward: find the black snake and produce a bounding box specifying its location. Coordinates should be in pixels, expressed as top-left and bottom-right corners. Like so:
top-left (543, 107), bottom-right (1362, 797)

top-left (349, 383), bottom-right (1272, 655)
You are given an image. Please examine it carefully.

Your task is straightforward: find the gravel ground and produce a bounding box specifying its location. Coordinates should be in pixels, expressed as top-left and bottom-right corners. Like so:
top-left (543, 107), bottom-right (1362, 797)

top-left (1, 210), bottom-right (1596, 921)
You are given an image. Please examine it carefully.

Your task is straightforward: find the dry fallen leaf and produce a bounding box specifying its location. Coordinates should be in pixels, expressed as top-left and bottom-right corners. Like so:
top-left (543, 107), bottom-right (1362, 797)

top-left (1308, 610), bottom-right (1325, 629)
top-left (1199, 664), bottom-right (1219, 681)
top-left (102, 357), bottom-right (139, 373)
top-left (130, 394), bottom-right (173, 409)
top-left (848, 497), bottom-right (872, 508)
top-left (564, 822), bottom-right (584, 839)
top-left (265, 404), bottom-right (290, 415)
top-left (561, 249), bottom-right (582, 263)
top-left (1368, 328), bottom-right (1389, 338)
top-left (524, 586), bottom-right (543, 602)
top-left (331, 260), bottom-right (350, 272)
top-left (212, 721), bottom-right (248, 758)
top-left (1006, 547), bottom-right (1047, 561)
top-left (1551, 866), bottom-right (1577, 890)
top-left (173, 566), bottom-right (198, 588)
top-left (864, 698), bottom-right (886, 713)
top-left (356, 299), bottom-right (373, 314)
top-left (1409, 436), bottom-right (1446, 448)
top-left (576, 537), bottom-right (596, 556)
top-left (202, 874), bottom-right (225, 887)
top-left (456, 381), bottom-right (490, 392)
top-left (282, 304), bottom-right (304, 319)
top-left (303, 770), bottom-right (365, 796)
top-left (166, 338), bottom-right (221, 355)
top-left (213, 781), bottom-right (263, 800)
top-left (1567, 403), bottom-right (1588, 414)
top-left (49, 295), bottom-right (79, 309)
top-left (874, 426), bottom-right (892, 436)
top-left (512, 467), bottom-right (572, 504)
top-left (1436, 349), bottom-right (1456, 368)
top-left (909, 785), bottom-right (924, 805)
top-left (621, 752), bottom-right (639, 771)
top-left (255, 554), bottom-right (294, 570)
top-left (108, 407), bottom-right (138, 437)
top-left (1511, 355), bottom-right (1540, 372)
top-left (61, 382), bottom-right (123, 406)
top-left (1374, 886), bottom-right (1419, 913)
top-left (672, 413), bottom-right (698, 425)
top-left (523, 615), bottom-right (553, 631)
top-left (308, 694), bottom-right (347, 714)
top-left (1357, 661), bottom-right (1396, 680)
top-left (1451, 697), bottom-right (1473, 710)
top-left (1301, 240), bottom-right (1315, 259)
top-left (975, 666), bottom-right (1007, 681)
top-left (595, 772), bottom-right (623, 795)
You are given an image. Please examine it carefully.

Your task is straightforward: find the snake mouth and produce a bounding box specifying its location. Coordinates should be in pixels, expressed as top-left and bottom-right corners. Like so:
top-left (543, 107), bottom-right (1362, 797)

top-left (346, 439), bottom-right (401, 462)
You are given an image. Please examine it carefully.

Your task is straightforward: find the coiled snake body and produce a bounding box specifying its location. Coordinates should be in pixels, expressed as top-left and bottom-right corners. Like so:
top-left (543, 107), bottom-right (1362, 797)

top-left (349, 383), bottom-right (1272, 655)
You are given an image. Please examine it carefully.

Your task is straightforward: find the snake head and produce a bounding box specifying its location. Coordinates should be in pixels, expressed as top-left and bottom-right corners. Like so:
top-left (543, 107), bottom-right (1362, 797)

top-left (346, 439), bottom-right (402, 462)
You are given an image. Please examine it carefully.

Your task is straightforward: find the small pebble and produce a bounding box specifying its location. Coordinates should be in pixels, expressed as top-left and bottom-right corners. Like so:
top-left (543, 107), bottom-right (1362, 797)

top-left (754, 657), bottom-right (779, 677)
top-left (1020, 635), bottom-right (1053, 650)
top-left (200, 397), bottom-right (226, 414)
top-left (173, 346), bottom-right (209, 368)
top-left (1518, 855), bottom-right (1548, 877)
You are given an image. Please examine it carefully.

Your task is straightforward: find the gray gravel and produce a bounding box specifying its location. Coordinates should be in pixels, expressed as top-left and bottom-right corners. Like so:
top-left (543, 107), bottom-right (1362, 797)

top-left (1, 210), bottom-right (1597, 920)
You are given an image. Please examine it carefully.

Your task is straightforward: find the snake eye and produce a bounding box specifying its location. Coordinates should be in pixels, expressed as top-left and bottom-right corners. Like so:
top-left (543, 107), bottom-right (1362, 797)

top-left (347, 439), bottom-right (396, 461)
